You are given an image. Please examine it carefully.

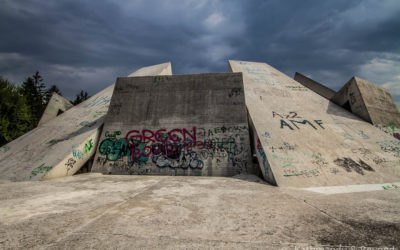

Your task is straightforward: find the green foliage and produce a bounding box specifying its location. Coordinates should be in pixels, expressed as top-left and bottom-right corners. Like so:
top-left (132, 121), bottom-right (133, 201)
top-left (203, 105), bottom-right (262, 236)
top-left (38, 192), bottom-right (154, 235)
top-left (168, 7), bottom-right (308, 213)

top-left (72, 90), bottom-right (90, 105)
top-left (0, 76), bottom-right (33, 146)
top-left (20, 71), bottom-right (47, 125)
top-left (44, 85), bottom-right (62, 105)
top-left (0, 71), bottom-right (90, 146)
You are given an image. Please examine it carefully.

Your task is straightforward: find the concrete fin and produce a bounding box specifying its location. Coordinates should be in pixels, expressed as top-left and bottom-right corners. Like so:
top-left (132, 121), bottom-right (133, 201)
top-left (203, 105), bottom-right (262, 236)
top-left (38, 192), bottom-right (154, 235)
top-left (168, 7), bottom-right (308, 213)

top-left (229, 60), bottom-right (400, 188)
top-left (38, 93), bottom-right (74, 126)
top-left (293, 72), bottom-right (336, 100)
top-left (0, 62), bottom-right (173, 181)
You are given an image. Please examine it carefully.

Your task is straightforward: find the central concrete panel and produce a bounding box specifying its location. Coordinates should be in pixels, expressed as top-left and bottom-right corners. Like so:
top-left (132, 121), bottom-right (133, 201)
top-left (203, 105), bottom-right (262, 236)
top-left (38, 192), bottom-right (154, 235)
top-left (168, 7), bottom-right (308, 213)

top-left (91, 73), bottom-right (253, 176)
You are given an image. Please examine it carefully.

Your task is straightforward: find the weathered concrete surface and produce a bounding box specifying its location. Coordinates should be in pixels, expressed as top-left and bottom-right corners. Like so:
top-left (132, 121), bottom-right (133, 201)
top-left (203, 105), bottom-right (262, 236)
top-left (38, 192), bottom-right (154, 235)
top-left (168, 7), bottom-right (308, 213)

top-left (38, 93), bottom-right (73, 126)
top-left (0, 174), bottom-right (399, 249)
top-left (92, 73), bottom-right (254, 177)
top-left (332, 76), bottom-right (400, 128)
top-left (0, 62), bottom-right (172, 181)
top-left (128, 62), bottom-right (172, 77)
top-left (294, 72), bottom-right (336, 100)
top-left (229, 60), bottom-right (400, 188)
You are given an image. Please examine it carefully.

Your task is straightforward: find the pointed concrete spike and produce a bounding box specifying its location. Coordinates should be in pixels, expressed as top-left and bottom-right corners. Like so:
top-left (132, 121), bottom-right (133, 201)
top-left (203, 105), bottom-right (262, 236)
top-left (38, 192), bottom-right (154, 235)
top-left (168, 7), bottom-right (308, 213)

top-left (229, 60), bottom-right (400, 188)
top-left (38, 93), bottom-right (74, 126)
top-left (128, 62), bottom-right (172, 77)
top-left (0, 62), bottom-right (172, 181)
top-left (331, 76), bottom-right (400, 127)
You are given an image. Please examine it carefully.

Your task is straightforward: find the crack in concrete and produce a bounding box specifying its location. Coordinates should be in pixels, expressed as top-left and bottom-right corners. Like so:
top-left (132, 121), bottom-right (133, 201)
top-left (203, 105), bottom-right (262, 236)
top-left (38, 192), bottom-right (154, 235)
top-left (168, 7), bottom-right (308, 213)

top-left (40, 178), bottom-right (166, 250)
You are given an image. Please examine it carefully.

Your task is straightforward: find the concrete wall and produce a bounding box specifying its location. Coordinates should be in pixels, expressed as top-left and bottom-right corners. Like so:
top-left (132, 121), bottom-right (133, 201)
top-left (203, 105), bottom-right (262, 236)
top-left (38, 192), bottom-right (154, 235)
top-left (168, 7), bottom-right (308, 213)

top-left (294, 72), bottom-right (336, 100)
top-left (0, 62), bottom-right (171, 181)
top-left (91, 73), bottom-right (254, 176)
top-left (38, 93), bottom-right (74, 126)
top-left (229, 60), bottom-right (400, 188)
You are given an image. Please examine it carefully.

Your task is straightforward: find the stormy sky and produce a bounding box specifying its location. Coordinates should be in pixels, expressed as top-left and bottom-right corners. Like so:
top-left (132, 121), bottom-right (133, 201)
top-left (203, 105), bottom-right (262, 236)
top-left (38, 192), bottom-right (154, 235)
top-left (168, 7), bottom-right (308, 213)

top-left (0, 0), bottom-right (399, 108)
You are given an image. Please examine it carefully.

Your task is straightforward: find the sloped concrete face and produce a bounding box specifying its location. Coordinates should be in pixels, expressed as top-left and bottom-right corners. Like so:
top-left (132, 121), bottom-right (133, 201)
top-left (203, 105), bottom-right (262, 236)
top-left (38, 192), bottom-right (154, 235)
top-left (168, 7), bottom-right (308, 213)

top-left (0, 62), bottom-right (172, 181)
top-left (229, 60), bottom-right (400, 188)
top-left (91, 73), bottom-right (254, 177)
top-left (38, 93), bottom-right (74, 126)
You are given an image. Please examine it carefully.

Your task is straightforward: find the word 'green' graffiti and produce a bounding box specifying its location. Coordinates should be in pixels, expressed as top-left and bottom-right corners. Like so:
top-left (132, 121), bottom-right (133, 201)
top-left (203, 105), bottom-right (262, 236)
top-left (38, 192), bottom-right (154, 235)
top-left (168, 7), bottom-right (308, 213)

top-left (30, 164), bottom-right (53, 179)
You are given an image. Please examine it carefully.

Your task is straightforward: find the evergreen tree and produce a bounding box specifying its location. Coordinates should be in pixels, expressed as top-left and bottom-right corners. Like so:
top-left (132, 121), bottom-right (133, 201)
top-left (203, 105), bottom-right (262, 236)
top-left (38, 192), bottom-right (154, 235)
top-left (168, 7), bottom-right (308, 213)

top-left (44, 85), bottom-right (62, 105)
top-left (72, 90), bottom-right (90, 105)
top-left (0, 76), bottom-right (33, 146)
top-left (20, 71), bottom-right (46, 126)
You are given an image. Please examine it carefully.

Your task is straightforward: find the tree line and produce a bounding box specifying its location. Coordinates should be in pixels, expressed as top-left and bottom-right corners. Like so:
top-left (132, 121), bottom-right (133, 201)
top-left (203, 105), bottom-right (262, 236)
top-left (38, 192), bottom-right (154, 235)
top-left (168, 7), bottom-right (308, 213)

top-left (0, 72), bottom-right (90, 146)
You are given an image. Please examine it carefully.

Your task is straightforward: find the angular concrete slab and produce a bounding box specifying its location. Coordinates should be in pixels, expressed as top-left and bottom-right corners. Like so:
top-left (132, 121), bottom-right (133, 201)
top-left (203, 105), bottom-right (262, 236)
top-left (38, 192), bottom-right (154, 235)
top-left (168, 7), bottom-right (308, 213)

top-left (229, 60), bottom-right (400, 188)
top-left (332, 76), bottom-right (400, 127)
top-left (38, 93), bottom-right (73, 126)
top-left (91, 73), bottom-right (254, 177)
top-left (0, 62), bottom-right (172, 181)
top-left (294, 72), bottom-right (336, 100)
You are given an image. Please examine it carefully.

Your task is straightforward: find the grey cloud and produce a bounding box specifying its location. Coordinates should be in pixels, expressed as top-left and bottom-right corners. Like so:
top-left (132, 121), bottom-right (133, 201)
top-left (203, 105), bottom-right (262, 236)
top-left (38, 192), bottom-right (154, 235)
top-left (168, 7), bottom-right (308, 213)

top-left (0, 0), bottom-right (399, 107)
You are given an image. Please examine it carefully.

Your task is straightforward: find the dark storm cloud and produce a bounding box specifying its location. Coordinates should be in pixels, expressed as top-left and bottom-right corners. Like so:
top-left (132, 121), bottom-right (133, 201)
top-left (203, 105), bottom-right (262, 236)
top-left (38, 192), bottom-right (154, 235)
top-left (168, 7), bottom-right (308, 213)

top-left (0, 0), bottom-right (399, 107)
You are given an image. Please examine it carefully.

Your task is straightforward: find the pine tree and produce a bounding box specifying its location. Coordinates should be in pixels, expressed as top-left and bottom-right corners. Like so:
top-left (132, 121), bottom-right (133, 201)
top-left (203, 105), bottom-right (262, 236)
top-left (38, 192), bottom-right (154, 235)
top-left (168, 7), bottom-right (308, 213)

top-left (44, 85), bottom-right (62, 105)
top-left (72, 90), bottom-right (90, 105)
top-left (0, 76), bottom-right (33, 146)
top-left (20, 71), bottom-right (46, 126)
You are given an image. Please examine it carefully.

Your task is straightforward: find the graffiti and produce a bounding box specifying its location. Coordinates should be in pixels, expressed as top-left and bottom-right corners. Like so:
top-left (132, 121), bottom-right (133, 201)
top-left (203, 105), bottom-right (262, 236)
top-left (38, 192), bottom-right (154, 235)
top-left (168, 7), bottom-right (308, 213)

top-left (283, 169), bottom-right (320, 177)
top-left (79, 121), bottom-right (97, 127)
top-left (125, 127), bottom-right (196, 143)
top-left (0, 146), bottom-right (10, 153)
top-left (333, 157), bottom-right (374, 175)
top-left (99, 138), bottom-right (131, 161)
top-left (375, 123), bottom-right (400, 141)
top-left (97, 126), bottom-right (249, 173)
top-left (207, 125), bottom-right (248, 136)
top-left (84, 139), bottom-right (93, 154)
top-left (272, 111), bottom-right (302, 119)
top-left (285, 86), bottom-right (308, 91)
top-left (65, 158), bottom-right (76, 174)
top-left (349, 92), bottom-right (356, 105)
top-left (228, 88), bottom-right (241, 97)
top-left (72, 139), bottom-right (94, 160)
top-left (30, 164), bottom-right (53, 179)
top-left (303, 152), bottom-right (328, 168)
top-left (83, 95), bottom-right (111, 108)
top-left (376, 140), bottom-right (400, 157)
top-left (270, 142), bottom-right (295, 153)
top-left (261, 132), bottom-right (270, 139)
top-left (280, 119), bottom-right (325, 130)
top-left (256, 138), bottom-right (268, 176)
top-left (242, 66), bottom-right (277, 86)
top-left (382, 184), bottom-right (399, 190)
top-left (332, 118), bottom-right (370, 139)
top-left (96, 156), bottom-right (107, 165)
top-left (272, 154), bottom-right (297, 168)
top-left (105, 130), bottom-right (121, 139)
top-left (330, 168), bottom-right (340, 174)
top-left (153, 75), bottom-right (172, 84)
top-left (109, 104), bottom-right (122, 115)
top-left (152, 150), bottom-right (203, 169)
top-left (92, 110), bottom-right (108, 119)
